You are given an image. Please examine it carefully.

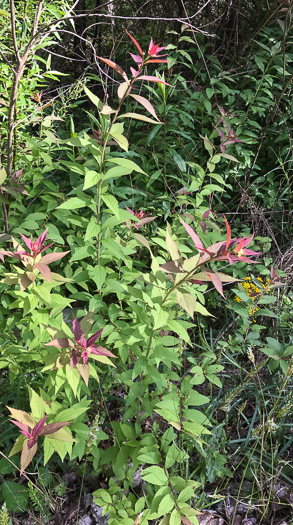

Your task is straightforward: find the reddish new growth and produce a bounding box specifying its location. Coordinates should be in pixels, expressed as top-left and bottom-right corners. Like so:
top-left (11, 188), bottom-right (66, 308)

top-left (8, 408), bottom-right (71, 474)
top-left (126, 31), bottom-right (168, 77)
top-left (97, 32), bottom-right (169, 86)
top-left (180, 216), bottom-right (259, 265)
top-left (126, 206), bottom-right (156, 230)
top-left (70, 314), bottom-right (115, 367)
top-left (45, 314), bottom-right (116, 385)
top-left (3, 229), bottom-right (69, 281)
top-left (216, 127), bottom-right (243, 153)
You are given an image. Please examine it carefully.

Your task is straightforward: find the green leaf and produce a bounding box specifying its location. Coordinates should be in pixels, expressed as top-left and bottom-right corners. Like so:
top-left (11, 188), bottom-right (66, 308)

top-left (28, 387), bottom-right (46, 419)
top-left (3, 481), bottom-right (28, 512)
top-left (176, 291), bottom-right (196, 318)
top-left (85, 217), bottom-right (100, 242)
top-left (106, 157), bottom-right (146, 175)
top-left (170, 509), bottom-right (181, 525)
top-left (84, 86), bottom-right (103, 109)
top-left (101, 193), bottom-right (120, 218)
top-left (166, 223), bottom-right (181, 261)
top-left (103, 165), bottom-right (133, 181)
top-left (0, 457), bottom-right (16, 475)
top-left (141, 466), bottom-right (168, 486)
top-left (177, 484), bottom-right (198, 503)
top-left (83, 170), bottom-right (100, 190)
top-left (109, 132), bottom-right (129, 151)
top-left (152, 305), bottom-right (169, 330)
top-left (57, 197), bottom-right (88, 210)
top-left (0, 167), bottom-right (7, 184)
top-left (65, 365), bottom-right (80, 397)
top-left (165, 444), bottom-right (188, 469)
top-left (157, 493), bottom-right (175, 516)
top-left (90, 265), bottom-right (107, 289)
top-left (93, 489), bottom-right (112, 504)
top-left (44, 438), bottom-right (55, 465)
top-left (54, 399), bottom-right (90, 421)
top-left (137, 449), bottom-right (162, 464)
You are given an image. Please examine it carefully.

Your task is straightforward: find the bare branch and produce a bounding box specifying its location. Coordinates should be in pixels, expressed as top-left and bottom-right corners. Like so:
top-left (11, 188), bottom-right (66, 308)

top-left (32, 0), bottom-right (45, 38)
top-left (10, 0), bottom-right (20, 64)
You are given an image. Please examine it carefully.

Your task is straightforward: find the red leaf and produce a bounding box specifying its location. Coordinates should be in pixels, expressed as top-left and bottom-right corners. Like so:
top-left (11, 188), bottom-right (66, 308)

top-left (126, 30), bottom-right (144, 56)
top-left (39, 421), bottom-right (70, 436)
top-left (224, 216), bottom-right (231, 252)
top-left (72, 314), bottom-right (86, 346)
top-left (97, 56), bottom-right (128, 81)
top-left (86, 329), bottom-right (103, 347)
top-left (145, 59), bottom-right (168, 64)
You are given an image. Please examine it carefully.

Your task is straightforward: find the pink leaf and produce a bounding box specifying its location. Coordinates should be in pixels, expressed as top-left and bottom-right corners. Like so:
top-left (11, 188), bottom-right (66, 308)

top-left (216, 127), bottom-right (226, 141)
top-left (33, 415), bottom-right (48, 437)
top-left (180, 217), bottom-right (205, 252)
top-left (19, 234), bottom-right (32, 251)
top-left (36, 229), bottom-right (48, 248)
top-left (82, 349), bottom-right (89, 365)
top-left (134, 216), bottom-right (156, 229)
top-left (129, 53), bottom-right (143, 65)
top-left (35, 262), bottom-right (51, 281)
top-left (200, 221), bottom-right (206, 233)
top-left (39, 243), bottom-right (54, 254)
top-left (125, 206), bottom-right (135, 216)
top-left (70, 348), bottom-right (81, 369)
top-left (40, 251), bottom-right (70, 264)
top-left (205, 271), bottom-right (225, 298)
top-left (133, 75), bottom-right (170, 85)
top-left (130, 67), bottom-right (140, 78)
top-left (90, 345), bottom-right (116, 358)
top-left (10, 420), bottom-right (31, 437)
top-left (130, 94), bottom-right (160, 121)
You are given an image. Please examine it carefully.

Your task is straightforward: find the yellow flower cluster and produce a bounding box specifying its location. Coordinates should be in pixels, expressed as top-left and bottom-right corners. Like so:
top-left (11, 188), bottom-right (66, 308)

top-left (235, 276), bottom-right (271, 317)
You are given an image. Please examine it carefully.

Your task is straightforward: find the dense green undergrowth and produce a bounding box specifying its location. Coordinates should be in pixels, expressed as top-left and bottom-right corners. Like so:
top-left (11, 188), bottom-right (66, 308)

top-left (0, 2), bottom-right (293, 524)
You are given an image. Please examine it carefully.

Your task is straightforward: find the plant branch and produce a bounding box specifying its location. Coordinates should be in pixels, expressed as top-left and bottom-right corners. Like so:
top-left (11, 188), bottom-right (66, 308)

top-left (10, 0), bottom-right (20, 64)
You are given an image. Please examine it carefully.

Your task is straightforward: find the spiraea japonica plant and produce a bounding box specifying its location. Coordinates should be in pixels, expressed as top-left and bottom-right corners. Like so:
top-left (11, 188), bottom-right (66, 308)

top-left (0, 28), bottom-right (272, 525)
